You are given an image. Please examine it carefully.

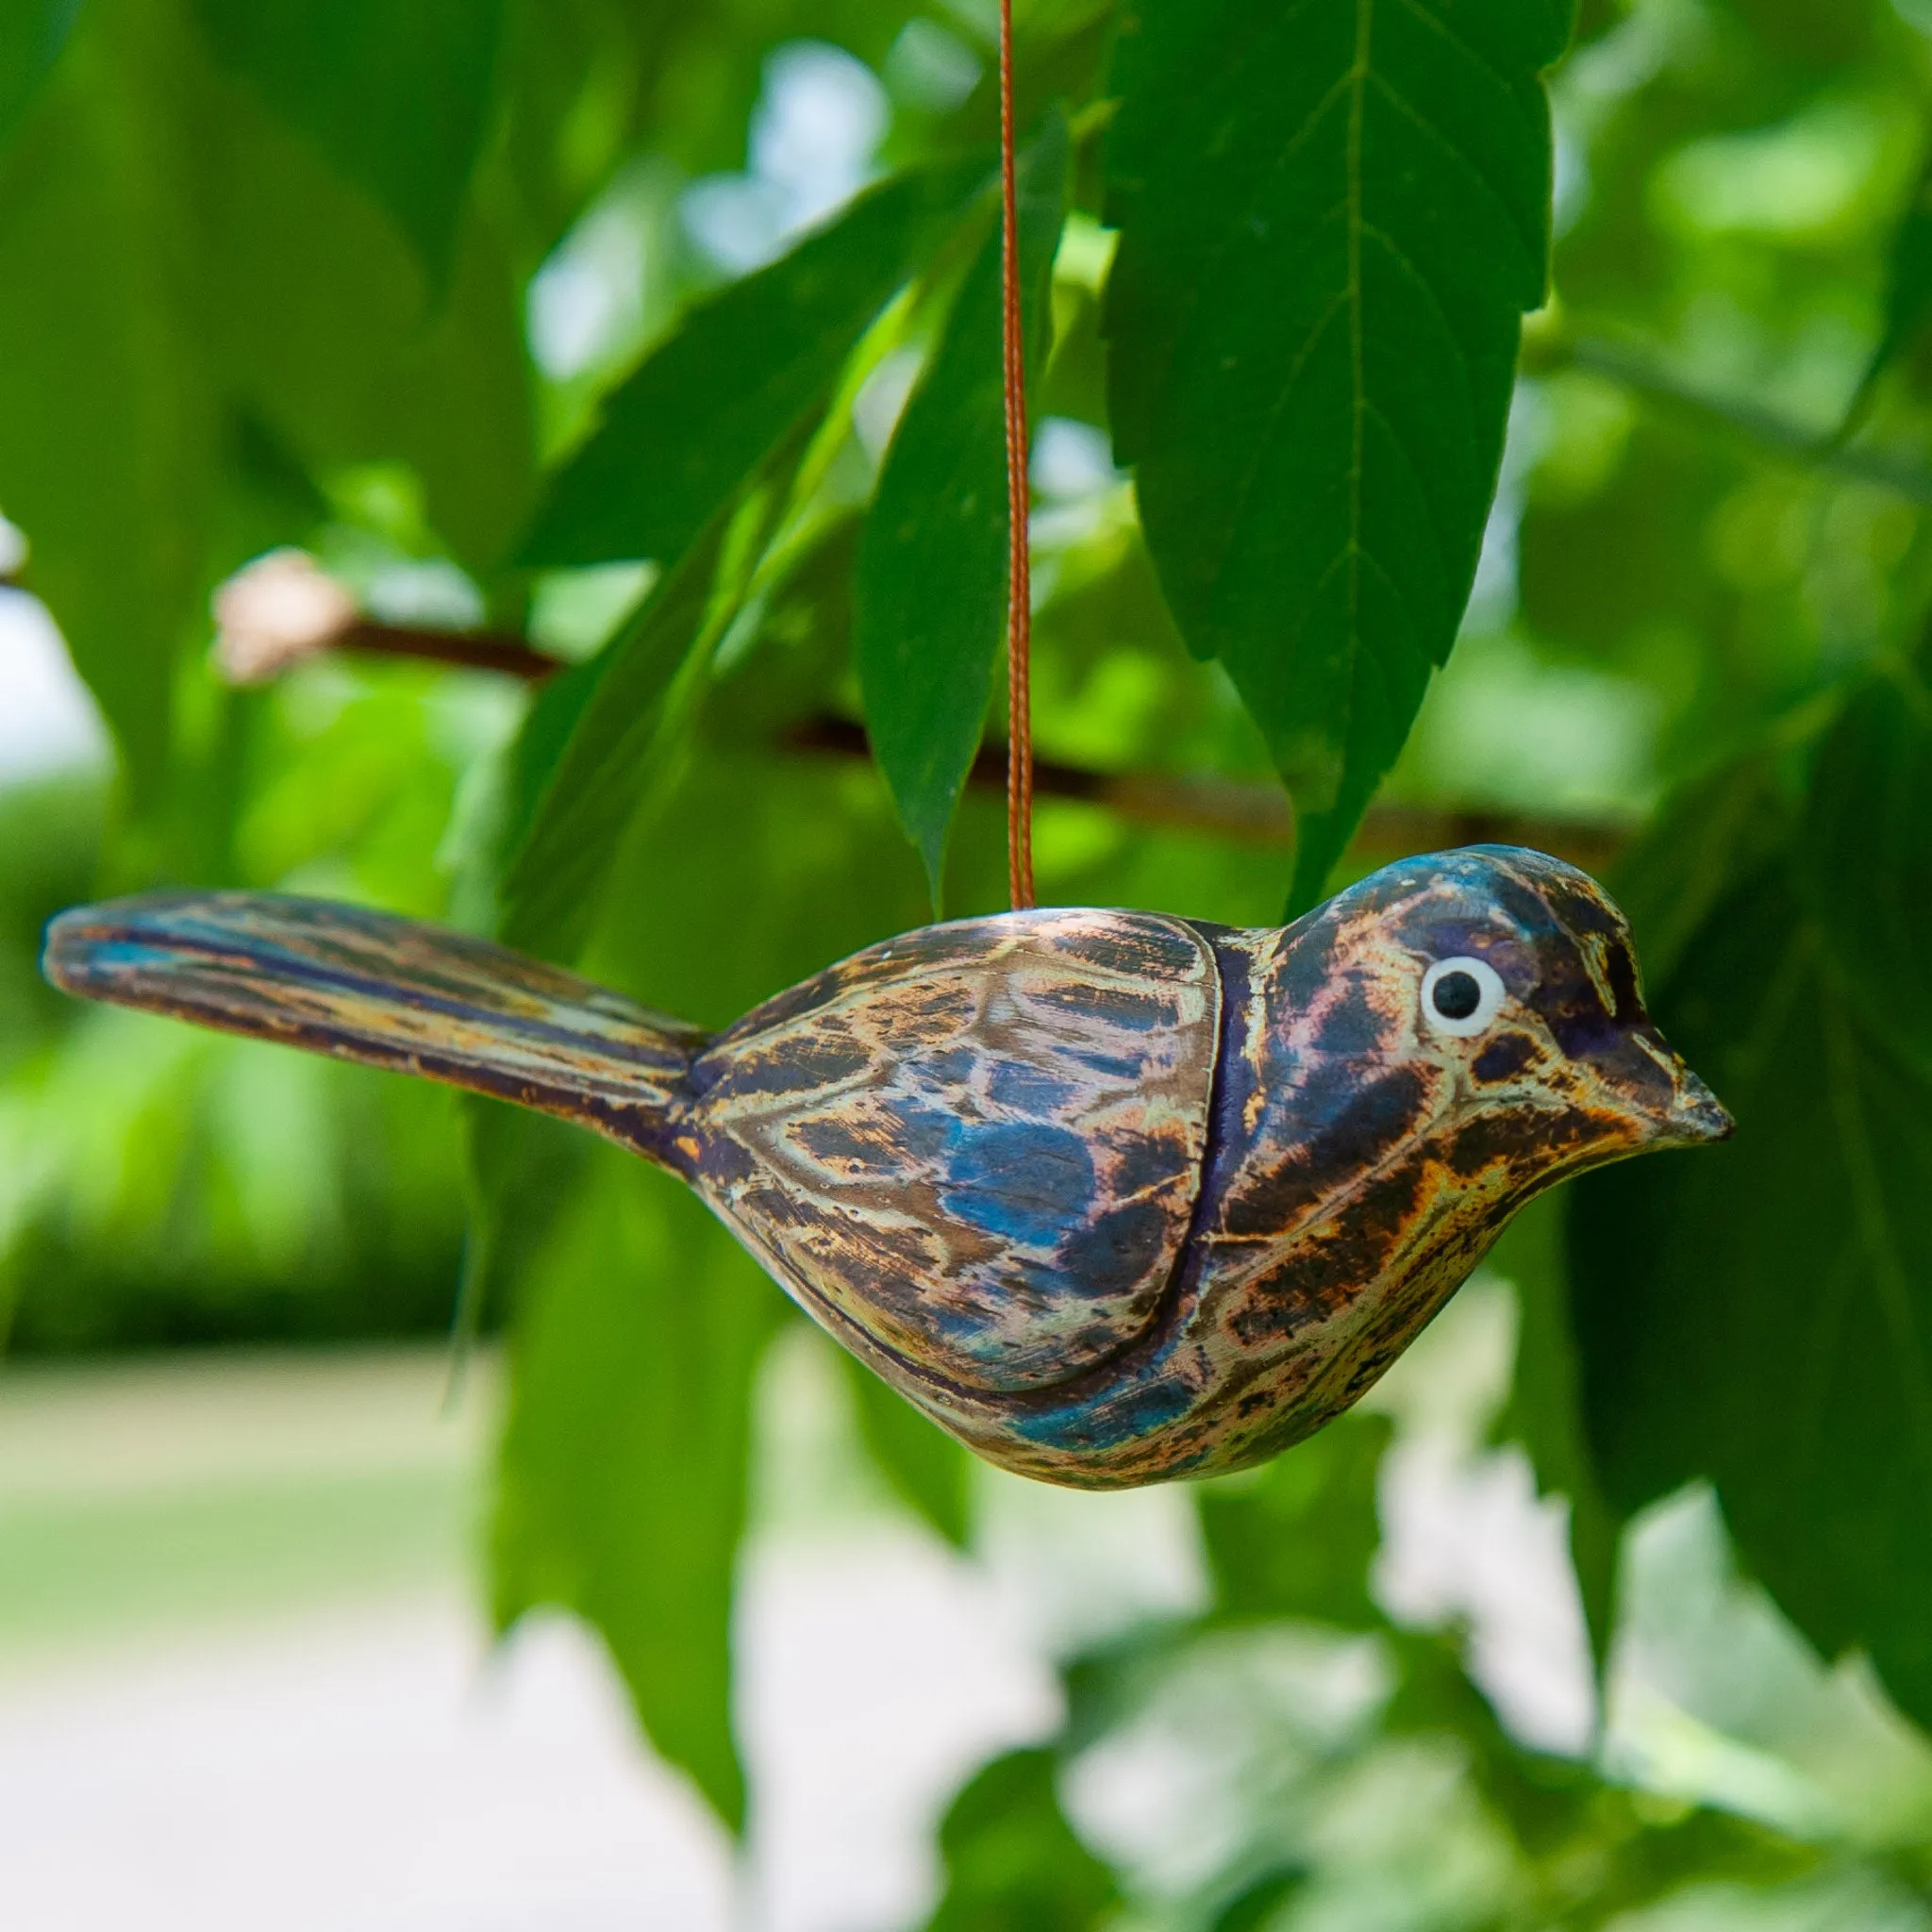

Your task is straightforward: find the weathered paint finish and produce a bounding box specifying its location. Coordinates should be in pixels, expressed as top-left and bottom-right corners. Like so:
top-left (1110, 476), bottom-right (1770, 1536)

top-left (40, 892), bottom-right (707, 1157)
top-left (41, 846), bottom-right (1730, 1491)
top-left (683, 909), bottom-right (1218, 1393)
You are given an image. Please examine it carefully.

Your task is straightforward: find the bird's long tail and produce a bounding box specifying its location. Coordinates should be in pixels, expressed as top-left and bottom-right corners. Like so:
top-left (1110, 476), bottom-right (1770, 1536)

top-left (42, 892), bottom-right (708, 1156)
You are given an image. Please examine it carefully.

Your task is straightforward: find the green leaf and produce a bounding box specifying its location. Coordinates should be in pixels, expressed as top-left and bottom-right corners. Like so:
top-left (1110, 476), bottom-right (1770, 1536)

top-left (0, 16), bottom-right (218, 799)
top-left (474, 652), bottom-right (606, 895)
top-left (179, 56), bottom-right (539, 574)
top-left (1208, 1869), bottom-right (1307, 1932)
top-left (485, 730), bottom-right (957, 1829)
top-left (0, 0), bottom-right (81, 147)
top-left (854, 110), bottom-right (1068, 906)
top-left (1381, 1631), bottom-right (1584, 1828)
top-left (0, 774), bottom-right (103, 1072)
top-left (1842, 157), bottom-right (1932, 433)
top-left (499, 443), bottom-right (886, 965)
top-left (497, 518), bottom-right (728, 958)
top-left (1490, 1193), bottom-right (1620, 1669)
top-left (1550, 1806), bottom-right (1820, 1927)
top-left (922, 1748), bottom-right (1119, 1932)
top-left (1607, 749), bottom-right (1795, 995)
top-left (1796, 666), bottom-right (1932, 1074)
top-left (1380, 1628), bottom-right (1815, 1902)
top-left (580, 738), bottom-right (938, 1035)
top-left (455, 1095), bottom-right (590, 1354)
top-left (492, 1141), bottom-right (784, 1830)
top-left (1104, 0), bottom-right (1574, 909)
top-left (522, 157), bottom-right (991, 571)
top-left (841, 1351), bottom-right (973, 1548)
top-left (1515, 414), bottom-right (1744, 673)
top-left (1197, 1410), bottom-right (1389, 1628)
top-left (1570, 690), bottom-right (1932, 1730)
top-left (187, 0), bottom-right (504, 281)
top-left (1880, 167), bottom-right (1932, 363)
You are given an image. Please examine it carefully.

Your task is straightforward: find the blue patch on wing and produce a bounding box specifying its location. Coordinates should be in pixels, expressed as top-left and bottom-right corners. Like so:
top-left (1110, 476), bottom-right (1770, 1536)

top-left (688, 908), bottom-right (1220, 1396)
top-left (938, 1122), bottom-right (1095, 1249)
top-left (888, 1096), bottom-right (961, 1167)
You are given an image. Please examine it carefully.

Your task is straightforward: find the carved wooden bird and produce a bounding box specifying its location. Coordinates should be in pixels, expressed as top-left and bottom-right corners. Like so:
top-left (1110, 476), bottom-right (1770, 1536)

top-left (43, 846), bottom-right (1728, 1489)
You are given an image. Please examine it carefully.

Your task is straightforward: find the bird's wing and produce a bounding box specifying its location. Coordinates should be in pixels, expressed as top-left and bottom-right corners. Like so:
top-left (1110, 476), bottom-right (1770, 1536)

top-left (688, 908), bottom-right (1221, 1393)
top-left (42, 892), bottom-right (708, 1157)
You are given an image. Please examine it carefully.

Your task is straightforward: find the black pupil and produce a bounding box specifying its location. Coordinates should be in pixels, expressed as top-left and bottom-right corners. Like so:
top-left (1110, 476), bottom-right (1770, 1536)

top-left (1432, 970), bottom-right (1482, 1021)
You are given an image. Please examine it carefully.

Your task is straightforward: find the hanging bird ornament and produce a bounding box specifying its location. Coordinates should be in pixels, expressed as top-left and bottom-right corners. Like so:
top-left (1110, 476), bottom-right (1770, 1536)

top-left (42, 20), bottom-right (1725, 1493)
top-left (42, 844), bottom-right (1729, 1489)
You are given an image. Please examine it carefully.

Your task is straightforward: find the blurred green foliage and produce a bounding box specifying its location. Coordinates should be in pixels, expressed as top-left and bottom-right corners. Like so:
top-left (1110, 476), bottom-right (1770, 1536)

top-left (7, 0), bottom-right (1932, 1924)
top-left (1105, 0), bottom-right (1573, 906)
top-left (857, 108), bottom-right (1066, 902)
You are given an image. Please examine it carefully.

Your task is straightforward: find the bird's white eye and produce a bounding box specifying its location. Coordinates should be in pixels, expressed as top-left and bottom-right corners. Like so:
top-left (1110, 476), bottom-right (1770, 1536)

top-left (1421, 956), bottom-right (1507, 1038)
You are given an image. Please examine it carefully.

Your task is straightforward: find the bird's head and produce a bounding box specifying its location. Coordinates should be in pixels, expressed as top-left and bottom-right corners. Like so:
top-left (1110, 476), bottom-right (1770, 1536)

top-left (1281, 845), bottom-right (1731, 1185)
top-left (1180, 845), bottom-right (1729, 1475)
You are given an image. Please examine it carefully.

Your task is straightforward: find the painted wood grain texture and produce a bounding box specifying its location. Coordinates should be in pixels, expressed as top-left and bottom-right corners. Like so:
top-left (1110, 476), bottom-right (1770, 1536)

top-left (42, 847), bottom-right (1730, 1489)
top-left (41, 892), bottom-right (708, 1156)
top-left (686, 911), bottom-right (1218, 1393)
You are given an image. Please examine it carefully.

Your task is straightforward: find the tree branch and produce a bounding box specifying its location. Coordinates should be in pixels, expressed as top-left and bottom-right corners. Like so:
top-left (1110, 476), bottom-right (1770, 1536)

top-left (213, 561), bottom-right (1634, 872)
top-left (783, 715), bottom-right (1631, 874)
top-left (335, 620), bottom-right (558, 680)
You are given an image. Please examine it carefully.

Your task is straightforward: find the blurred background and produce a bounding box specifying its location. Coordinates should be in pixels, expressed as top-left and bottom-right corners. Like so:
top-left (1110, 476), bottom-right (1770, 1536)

top-left (6, 0), bottom-right (1932, 1926)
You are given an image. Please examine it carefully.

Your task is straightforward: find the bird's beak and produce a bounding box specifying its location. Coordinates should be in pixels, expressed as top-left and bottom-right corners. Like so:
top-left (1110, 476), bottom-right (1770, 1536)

top-left (1602, 1024), bottom-right (1735, 1148)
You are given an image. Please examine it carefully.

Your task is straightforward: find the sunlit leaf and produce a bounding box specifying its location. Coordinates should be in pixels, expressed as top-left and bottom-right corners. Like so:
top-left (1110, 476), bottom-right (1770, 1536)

top-left (188, 0), bottom-right (504, 280)
top-left (492, 1143), bottom-right (784, 1830)
top-left (0, 22), bottom-right (217, 798)
top-left (1383, 1628), bottom-right (1818, 1902)
top-left (497, 518), bottom-right (728, 958)
top-left (854, 111), bottom-right (1067, 906)
top-left (1105, 0), bottom-right (1573, 908)
top-left (455, 1096), bottom-right (590, 1356)
top-left (923, 1748), bottom-right (1119, 1932)
top-left (0, 0), bottom-right (82, 146)
top-left (1571, 687), bottom-right (1932, 1731)
top-left (522, 158), bottom-right (990, 571)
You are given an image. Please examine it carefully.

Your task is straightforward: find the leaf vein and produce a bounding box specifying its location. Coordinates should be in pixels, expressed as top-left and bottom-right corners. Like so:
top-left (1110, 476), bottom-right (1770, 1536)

top-left (1391, 0), bottom-right (1524, 115)
top-left (1357, 220), bottom-right (1474, 371)
top-left (1193, 270), bottom-right (1352, 604)
top-left (1366, 72), bottom-right (1541, 280)
top-left (1357, 396), bottom-right (1455, 610)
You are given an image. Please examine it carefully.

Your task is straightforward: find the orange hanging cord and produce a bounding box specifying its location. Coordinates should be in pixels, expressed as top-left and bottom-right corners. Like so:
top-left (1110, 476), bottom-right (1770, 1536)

top-left (998, 0), bottom-right (1036, 911)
